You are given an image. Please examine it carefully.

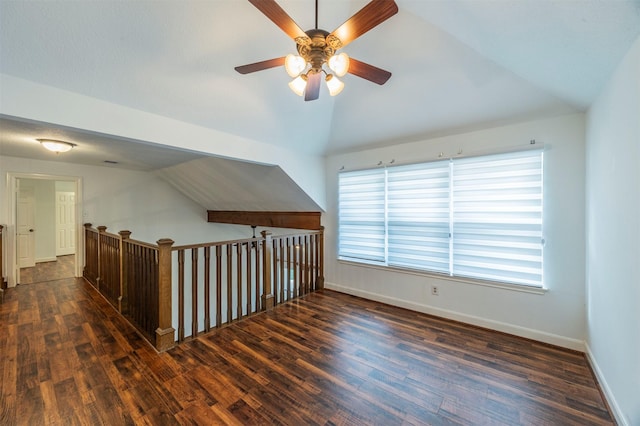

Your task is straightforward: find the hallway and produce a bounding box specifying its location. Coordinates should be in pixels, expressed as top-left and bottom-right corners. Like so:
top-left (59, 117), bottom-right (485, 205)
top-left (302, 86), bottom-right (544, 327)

top-left (19, 255), bottom-right (75, 285)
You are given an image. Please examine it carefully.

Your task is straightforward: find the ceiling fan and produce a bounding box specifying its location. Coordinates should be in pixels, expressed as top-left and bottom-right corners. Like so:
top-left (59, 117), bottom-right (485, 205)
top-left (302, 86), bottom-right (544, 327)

top-left (235, 0), bottom-right (398, 101)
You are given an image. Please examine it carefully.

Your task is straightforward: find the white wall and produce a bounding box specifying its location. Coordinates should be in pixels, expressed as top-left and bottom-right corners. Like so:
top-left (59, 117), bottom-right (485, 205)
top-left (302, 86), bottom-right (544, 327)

top-left (55, 180), bottom-right (75, 192)
top-left (324, 113), bottom-right (586, 350)
top-left (585, 35), bottom-right (640, 426)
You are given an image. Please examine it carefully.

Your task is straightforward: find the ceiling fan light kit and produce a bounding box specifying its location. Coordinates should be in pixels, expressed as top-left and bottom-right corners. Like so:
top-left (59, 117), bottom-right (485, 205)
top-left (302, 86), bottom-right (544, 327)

top-left (325, 74), bottom-right (344, 96)
top-left (236, 0), bottom-right (398, 101)
top-left (288, 74), bottom-right (308, 96)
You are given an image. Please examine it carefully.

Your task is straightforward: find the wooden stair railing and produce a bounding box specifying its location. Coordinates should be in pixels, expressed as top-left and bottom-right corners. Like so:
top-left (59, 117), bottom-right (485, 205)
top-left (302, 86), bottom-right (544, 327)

top-left (83, 224), bottom-right (324, 351)
top-left (171, 227), bottom-right (324, 343)
top-left (83, 224), bottom-right (175, 351)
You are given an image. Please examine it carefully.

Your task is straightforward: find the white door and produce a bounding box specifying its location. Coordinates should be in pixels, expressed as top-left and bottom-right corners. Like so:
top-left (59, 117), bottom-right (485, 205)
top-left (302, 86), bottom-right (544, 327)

top-left (17, 185), bottom-right (36, 268)
top-left (56, 191), bottom-right (76, 256)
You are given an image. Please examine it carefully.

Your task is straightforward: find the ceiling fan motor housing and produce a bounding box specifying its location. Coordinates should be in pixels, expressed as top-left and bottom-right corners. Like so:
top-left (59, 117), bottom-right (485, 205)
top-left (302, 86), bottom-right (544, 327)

top-left (296, 29), bottom-right (343, 73)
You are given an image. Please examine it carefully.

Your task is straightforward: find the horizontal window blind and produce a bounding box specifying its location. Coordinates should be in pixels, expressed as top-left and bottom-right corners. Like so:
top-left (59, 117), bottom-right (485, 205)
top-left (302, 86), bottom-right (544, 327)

top-left (337, 149), bottom-right (544, 287)
top-left (387, 161), bottom-right (450, 273)
top-left (452, 151), bottom-right (543, 286)
top-left (338, 168), bottom-right (386, 262)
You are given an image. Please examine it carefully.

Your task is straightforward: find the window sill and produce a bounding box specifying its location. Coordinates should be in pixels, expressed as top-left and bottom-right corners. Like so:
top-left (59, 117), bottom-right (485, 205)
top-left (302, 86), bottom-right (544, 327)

top-left (337, 258), bottom-right (548, 295)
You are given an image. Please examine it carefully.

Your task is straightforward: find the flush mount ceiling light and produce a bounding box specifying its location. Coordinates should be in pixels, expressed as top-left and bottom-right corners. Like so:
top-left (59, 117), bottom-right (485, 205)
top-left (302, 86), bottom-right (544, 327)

top-left (235, 0), bottom-right (398, 101)
top-left (37, 138), bottom-right (76, 153)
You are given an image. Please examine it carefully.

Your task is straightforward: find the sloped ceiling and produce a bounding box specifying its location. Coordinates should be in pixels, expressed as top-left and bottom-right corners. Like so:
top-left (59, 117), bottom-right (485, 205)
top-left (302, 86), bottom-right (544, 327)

top-left (157, 156), bottom-right (322, 212)
top-left (1, 0), bottom-right (639, 211)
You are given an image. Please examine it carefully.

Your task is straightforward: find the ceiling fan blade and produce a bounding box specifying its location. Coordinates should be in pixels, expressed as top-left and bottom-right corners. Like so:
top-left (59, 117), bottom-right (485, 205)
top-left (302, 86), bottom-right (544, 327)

top-left (248, 0), bottom-right (308, 41)
top-left (235, 57), bottom-right (286, 74)
top-left (348, 58), bottom-right (392, 85)
top-left (329, 0), bottom-right (398, 47)
top-left (304, 72), bottom-right (322, 101)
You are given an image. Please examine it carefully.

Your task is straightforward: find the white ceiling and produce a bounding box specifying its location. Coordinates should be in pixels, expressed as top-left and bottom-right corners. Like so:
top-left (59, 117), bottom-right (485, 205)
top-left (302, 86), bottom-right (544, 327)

top-left (1, 0), bottom-right (639, 164)
top-left (0, 115), bottom-right (205, 171)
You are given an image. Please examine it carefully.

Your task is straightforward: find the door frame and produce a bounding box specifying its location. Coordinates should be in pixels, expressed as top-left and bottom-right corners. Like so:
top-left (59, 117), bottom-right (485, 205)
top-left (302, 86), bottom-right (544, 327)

top-left (6, 172), bottom-right (83, 287)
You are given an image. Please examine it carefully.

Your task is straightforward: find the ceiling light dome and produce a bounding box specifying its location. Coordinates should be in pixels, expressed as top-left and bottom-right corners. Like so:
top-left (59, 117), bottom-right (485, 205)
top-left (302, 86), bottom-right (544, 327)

top-left (288, 74), bottom-right (308, 96)
top-left (37, 139), bottom-right (76, 153)
top-left (285, 54), bottom-right (306, 77)
top-left (328, 52), bottom-right (350, 77)
top-left (325, 74), bottom-right (344, 96)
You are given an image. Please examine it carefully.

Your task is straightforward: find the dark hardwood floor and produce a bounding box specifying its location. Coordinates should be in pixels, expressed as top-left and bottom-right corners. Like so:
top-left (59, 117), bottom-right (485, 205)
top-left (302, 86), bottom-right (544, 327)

top-left (0, 277), bottom-right (613, 425)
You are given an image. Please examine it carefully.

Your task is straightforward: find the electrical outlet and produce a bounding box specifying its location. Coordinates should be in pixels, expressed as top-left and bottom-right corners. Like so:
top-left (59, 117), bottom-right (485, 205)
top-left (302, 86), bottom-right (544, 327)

top-left (431, 285), bottom-right (439, 296)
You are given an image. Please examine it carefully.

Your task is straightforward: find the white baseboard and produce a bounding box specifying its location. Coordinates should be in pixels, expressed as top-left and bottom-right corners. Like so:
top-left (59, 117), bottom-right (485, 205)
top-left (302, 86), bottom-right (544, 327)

top-left (35, 257), bottom-right (57, 263)
top-left (585, 343), bottom-right (628, 426)
top-left (325, 282), bottom-right (585, 352)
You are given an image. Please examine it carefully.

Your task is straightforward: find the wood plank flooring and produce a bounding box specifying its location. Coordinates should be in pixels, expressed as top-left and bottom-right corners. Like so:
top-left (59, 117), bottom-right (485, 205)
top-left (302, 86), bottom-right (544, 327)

top-left (18, 255), bottom-right (75, 285)
top-left (0, 277), bottom-right (614, 425)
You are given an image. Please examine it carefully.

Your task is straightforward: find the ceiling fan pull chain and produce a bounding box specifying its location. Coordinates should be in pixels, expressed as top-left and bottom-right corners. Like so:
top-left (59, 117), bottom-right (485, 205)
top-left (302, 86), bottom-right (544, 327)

top-left (315, 0), bottom-right (318, 30)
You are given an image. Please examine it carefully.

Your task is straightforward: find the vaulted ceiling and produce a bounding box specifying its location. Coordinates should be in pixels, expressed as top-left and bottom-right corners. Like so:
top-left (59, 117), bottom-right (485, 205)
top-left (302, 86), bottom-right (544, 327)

top-left (1, 0), bottom-right (638, 161)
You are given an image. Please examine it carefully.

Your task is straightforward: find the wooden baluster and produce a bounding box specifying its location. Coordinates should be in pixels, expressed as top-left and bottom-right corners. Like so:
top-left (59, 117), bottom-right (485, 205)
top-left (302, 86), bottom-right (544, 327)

top-left (245, 243), bottom-right (252, 316)
top-left (312, 233), bottom-right (318, 290)
top-left (309, 234), bottom-right (315, 290)
top-left (255, 243), bottom-right (261, 311)
top-left (191, 248), bottom-right (198, 339)
top-left (237, 243), bottom-right (243, 318)
top-left (272, 239), bottom-right (278, 305)
top-left (138, 245), bottom-right (143, 329)
top-left (178, 249), bottom-right (185, 343)
top-left (97, 226), bottom-right (107, 291)
top-left (83, 224), bottom-right (90, 282)
top-left (261, 231), bottom-right (274, 310)
top-left (226, 244), bottom-right (233, 323)
top-left (289, 237), bottom-right (294, 300)
top-left (142, 245), bottom-right (148, 333)
top-left (156, 238), bottom-right (175, 352)
top-left (216, 246), bottom-right (222, 328)
top-left (305, 235), bottom-right (310, 295)
top-left (144, 245), bottom-right (150, 335)
top-left (279, 238), bottom-right (285, 304)
top-left (204, 247), bottom-right (211, 332)
top-left (313, 233), bottom-right (318, 289)
top-left (297, 237), bottom-right (304, 297)
top-left (128, 243), bottom-right (135, 324)
top-left (118, 230), bottom-right (131, 313)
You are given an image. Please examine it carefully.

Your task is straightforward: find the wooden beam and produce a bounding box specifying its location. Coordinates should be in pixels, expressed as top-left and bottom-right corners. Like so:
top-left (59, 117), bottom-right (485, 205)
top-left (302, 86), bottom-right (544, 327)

top-left (207, 211), bottom-right (321, 230)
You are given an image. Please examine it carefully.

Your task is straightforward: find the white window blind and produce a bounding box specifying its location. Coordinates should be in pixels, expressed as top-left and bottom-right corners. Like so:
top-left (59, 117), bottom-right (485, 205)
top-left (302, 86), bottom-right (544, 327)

top-left (338, 168), bottom-right (386, 262)
top-left (452, 151), bottom-right (543, 286)
top-left (387, 161), bottom-right (450, 273)
top-left (337, 149), bottom-right (544, 287)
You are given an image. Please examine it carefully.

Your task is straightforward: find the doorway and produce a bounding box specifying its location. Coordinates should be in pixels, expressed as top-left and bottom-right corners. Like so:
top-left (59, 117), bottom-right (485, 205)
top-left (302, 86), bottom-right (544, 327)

top-left (8, 173), bottom-right (83, 287)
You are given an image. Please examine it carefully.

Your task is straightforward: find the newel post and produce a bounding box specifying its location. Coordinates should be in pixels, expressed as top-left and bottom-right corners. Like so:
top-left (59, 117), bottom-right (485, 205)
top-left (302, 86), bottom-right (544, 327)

top-left (118, 230), bottom-right (131, 314)
top-left (96, 226), bottom-right (107, 290)
top-left (261, 230), bottom-right (275, 310)
top-left (156, 238), bottom-right (176, 352)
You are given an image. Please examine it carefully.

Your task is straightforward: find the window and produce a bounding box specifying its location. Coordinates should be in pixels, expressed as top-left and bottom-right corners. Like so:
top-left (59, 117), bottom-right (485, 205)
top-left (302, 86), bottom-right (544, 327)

top-left (338, 149), bottom-right (544, 287)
